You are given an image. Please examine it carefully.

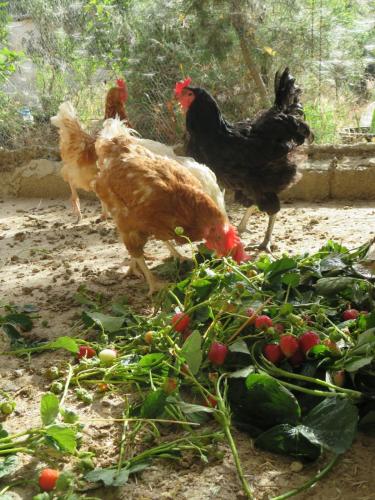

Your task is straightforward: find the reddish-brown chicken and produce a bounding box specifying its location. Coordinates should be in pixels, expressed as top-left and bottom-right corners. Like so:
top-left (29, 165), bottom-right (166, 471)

top-left (51, 79), bottom-right (130, 222)
top-left (93, 119), bottom-right (248, 294)
top-left (104, 79), bottom-right (131, 126)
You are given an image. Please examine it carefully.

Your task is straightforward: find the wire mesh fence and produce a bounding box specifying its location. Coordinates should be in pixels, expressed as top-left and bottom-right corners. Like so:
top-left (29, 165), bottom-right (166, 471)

top-left (1, 0), bottom-right (374, 149)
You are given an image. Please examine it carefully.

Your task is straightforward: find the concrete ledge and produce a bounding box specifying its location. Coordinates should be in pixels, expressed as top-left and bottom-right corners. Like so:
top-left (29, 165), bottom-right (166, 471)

top-left (0, 145), bottom-right (374, 201)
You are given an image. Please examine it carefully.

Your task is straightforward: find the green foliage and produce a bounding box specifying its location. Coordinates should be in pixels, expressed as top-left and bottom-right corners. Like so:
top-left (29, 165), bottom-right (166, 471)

top-left (2, 0), bottom-right (375, 144)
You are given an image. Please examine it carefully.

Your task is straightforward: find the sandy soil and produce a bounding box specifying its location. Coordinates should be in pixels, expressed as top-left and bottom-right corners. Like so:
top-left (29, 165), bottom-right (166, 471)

top-left (0, 197), bottom-right (375, 500)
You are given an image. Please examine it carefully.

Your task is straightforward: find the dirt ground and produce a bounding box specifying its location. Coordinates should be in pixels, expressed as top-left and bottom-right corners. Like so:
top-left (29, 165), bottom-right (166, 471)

top-left (1, 197), bottom-right (375, 500)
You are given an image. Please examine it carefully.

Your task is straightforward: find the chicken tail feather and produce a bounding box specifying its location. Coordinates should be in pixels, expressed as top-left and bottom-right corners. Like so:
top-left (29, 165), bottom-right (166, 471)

top-left (274, 67), bottom-right (304, 116)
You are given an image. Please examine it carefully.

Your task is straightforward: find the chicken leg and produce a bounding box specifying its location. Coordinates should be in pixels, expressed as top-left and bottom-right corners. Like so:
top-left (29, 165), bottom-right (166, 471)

top-left (69, 182), bottom-right (82, 224)
top-left (164, 241), bottom-right (190, 262)
top-left (238, 206), bottom-right (257, 234)
top-left (239, 206), bottom-right (276, 254)
top-left (134, 256), bottom-right (166, 295)
top-left (258, 213), bottom-right (276, 253)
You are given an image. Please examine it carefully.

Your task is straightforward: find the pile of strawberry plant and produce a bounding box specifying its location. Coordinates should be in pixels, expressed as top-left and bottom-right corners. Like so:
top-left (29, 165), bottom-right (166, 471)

top-left (1, 239), bottom-right (374, 499)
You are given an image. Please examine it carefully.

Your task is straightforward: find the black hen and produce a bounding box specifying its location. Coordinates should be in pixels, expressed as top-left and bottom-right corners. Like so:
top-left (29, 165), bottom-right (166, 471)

top-left (175, 68), bottom-right (312, 251)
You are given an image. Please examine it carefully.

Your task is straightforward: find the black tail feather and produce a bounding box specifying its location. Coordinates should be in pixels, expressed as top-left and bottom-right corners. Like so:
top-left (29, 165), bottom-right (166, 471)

top-left (274, 68), bottom-right (303, 115)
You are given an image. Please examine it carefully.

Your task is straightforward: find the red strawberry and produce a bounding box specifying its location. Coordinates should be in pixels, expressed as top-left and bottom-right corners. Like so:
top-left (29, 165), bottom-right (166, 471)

top-left (342, 309), bottom-right (359, 321)
top-left (255, 315), bottom-right (273, 330)
top-left (77, 345), bottom-right (96, 359)
top-left (263, 344), bottom-right (284, 364)
top-left (171, 312), bottom-right (190, 332)
top-left (299, 331), bottom-right (320, 355)
top-left (38, 468), bottom-right (59, 492)
top-left (279, 335), bottom-right (299, 358)
top-left (289, 349), bottom-right (305, 367)
top-left (208, 342), bottom-right (228, 365)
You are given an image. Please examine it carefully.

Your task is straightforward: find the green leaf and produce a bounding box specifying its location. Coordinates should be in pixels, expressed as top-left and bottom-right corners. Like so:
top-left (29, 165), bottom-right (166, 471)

top-left (319, 256), bottom-right (347, 273)
top-left (279, 303), bottom-right (293, 316)
top-left (255, 424), bottom-right (321, 461)
top-left (83, 311), bottom-right (124, 332)
top-left (281, 272), bottom-right (300, 288)
top-left (85, 463), bottom-right (149, 486)
top-left (266, 257), bottom-right (297, 282)
top-left (342, 356), bottom-right (373, 372)
top-left (171, 399), bottom-right (215, 415)
top-left (85, 467), bottom-right (128, 486)
top-left (45, 425), bottom-right (77, 454)
top-left (243, 373), bottom-right (301, 427)
top-left (4, 313), bottom-right (33, 331)
top-left (140, 389), bottom-right (167, 418)
top-left (1, 323), bottom-right (21, 342)
top-left (0, 455), bottom-right (18, 479)
top-left (138, 353), bottom-right (165, 368)
top-left (40, 393), bottom-right (60, 426)
top-left (48, 336), bottom-right (79, 353)
top-left (181, 330), bottom-right (202, 375)
top-left (314, 277), bottom-right (360, 296)
top-left (229, 339), bottom-right (250, 355)
top-left (301, 398), bottom-right (358, 454)
top-left (356, 328), bottom-right (375, 347)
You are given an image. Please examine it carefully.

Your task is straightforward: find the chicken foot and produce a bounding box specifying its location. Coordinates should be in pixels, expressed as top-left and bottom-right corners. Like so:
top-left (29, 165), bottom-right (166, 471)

top-left (245, 213), bottom-right (276, 254)
top-left (240, 206), bottom-right (276, 253)
top-left (125, 258), bottom-right (144, 279)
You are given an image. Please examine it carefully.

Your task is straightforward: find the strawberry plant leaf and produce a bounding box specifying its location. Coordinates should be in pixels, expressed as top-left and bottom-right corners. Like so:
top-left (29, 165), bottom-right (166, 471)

top-left (181, 330), bottom-right (202, 375)
top-left (255, 424), bottom-right (321, 461)
top-left (83, 311), bottom-right (124, 333)
top-left (265, 257), bottom-right (297, 282)
top-left (243, 373), bottom-right (301, 427)
top-left (140, 389), bottom-right (168, 418)
top-left (45, 425), bottom-right (77, 454)
top-left (314, 277), bottom-right (361, 296)
top-left (85, 462), bottom-right (149, 486)
top-left (319, 256), bottom-right (347, 273)
top-left (48, 336), bottom-right (79, 353)
top-left (1, 323), bottom-right (21, 343)
top-left (0, 426), bottom-right (8, 439)
top-left (342, 355), bottom-right (373, 372)
top-left (281, 272), bottom-right (300, 288)
top-left (229, 339), bottom-right (250, 355)
top-left (4, 313), bottom-right (33, 332)
top-left (0, 455), bottom-right (19, 479)
top-left (170, 399), bottom-right (215, 414)
top-left (40, 393), bottom-right (60, 426)
top-left (138, 353), bottom-right (165, 368)
top-left (301, 398), bottom-right (358, 454)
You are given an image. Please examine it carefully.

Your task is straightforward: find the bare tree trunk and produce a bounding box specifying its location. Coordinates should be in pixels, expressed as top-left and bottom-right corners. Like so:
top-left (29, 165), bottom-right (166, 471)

top-left (229, 0), bottom-right (270, 106)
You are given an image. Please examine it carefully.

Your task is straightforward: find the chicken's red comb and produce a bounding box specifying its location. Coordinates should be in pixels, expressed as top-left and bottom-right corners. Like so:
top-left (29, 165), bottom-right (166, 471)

top-left (224, 225), bottom-right (250, 263)
top-left (223, 225), bottom-right (240, 252)
top-left (116, 79), bottom-right (126, 88)
top-left (174, 77), bottom-right (192, 97)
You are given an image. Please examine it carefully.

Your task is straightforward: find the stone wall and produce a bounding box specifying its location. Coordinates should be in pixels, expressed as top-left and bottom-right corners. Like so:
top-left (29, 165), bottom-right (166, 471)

top-left (0, 143), bottom-right (374, 201)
